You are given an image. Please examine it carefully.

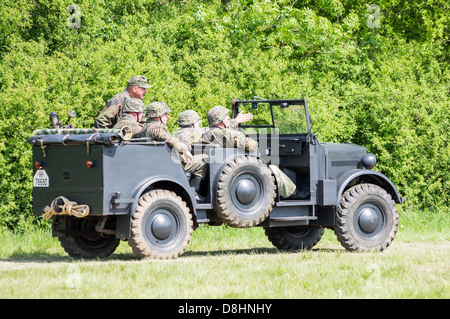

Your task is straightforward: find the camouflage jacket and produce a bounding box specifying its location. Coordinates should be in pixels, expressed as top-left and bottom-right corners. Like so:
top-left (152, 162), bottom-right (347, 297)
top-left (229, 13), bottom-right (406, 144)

top-left (135, 119), bottom-right (188, 156)
top-left (174, 127), bottom-right (208, 151)
top-left (113, 114), bottom-right (143, 136)
top-left (202, 126), bottom-right (258, 152)
top-left (95, 89), bottom-right (131, 128)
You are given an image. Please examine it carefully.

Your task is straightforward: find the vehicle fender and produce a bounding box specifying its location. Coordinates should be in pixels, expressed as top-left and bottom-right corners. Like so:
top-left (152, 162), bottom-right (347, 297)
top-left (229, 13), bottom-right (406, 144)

top-left (336, 169), bottom-right (404, 204)
top-left (130, 175), bottom-right (196, 216)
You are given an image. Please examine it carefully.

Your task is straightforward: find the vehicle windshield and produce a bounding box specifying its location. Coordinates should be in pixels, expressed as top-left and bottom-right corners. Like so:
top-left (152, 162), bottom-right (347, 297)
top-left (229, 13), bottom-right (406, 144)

top-left (236, 101), bottom-right (310, 135)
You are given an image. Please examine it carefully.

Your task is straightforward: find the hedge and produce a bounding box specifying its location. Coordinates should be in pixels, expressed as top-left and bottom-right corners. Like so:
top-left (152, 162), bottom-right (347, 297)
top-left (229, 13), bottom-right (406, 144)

top-left (0, 0), bottom-right (448, 229)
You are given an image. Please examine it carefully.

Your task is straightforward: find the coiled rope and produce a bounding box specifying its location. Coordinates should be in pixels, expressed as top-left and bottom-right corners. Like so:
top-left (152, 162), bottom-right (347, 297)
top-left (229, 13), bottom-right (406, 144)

top-left (42, 196), bottom-right (90, 219)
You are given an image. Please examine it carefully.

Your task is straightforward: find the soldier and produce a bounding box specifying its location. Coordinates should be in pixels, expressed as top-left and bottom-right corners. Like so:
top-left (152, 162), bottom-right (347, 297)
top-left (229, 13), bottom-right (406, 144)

top-left (174, 110), bottom-right (207, 151)
top-left (174, 108), bottom-right (253, 150)
top-left (203, 105), bottom-right (257, 151)
top-left (95, 75), bottom-right (151, 128)
top-left (135, 102), bottom-right (208, 200)
top-left (113, 98), bottom-right (145, 136)
top-left (203, 105), bottom-right (304, 200)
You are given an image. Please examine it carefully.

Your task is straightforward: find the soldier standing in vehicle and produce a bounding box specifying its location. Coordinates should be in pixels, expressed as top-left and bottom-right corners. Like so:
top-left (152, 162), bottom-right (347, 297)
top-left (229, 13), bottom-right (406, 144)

top-left (95, 75), bottom-right (151, 128)
top-left (203, 105), bottom-right (304, 200)
top-left (135, 102), bottom-right (209, 200)
top-left (113, 98), bottom-right (145, 136)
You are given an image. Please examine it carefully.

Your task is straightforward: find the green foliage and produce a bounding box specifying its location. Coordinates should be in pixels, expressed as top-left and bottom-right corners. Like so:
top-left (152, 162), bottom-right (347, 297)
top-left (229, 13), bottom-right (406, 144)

top-left (0, 0), bottom-right (448, 229)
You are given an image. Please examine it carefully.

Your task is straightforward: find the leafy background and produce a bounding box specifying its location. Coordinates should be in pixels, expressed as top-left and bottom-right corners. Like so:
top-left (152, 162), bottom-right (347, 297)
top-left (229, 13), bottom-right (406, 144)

top-left (0, 0), bottom-right (448, 229)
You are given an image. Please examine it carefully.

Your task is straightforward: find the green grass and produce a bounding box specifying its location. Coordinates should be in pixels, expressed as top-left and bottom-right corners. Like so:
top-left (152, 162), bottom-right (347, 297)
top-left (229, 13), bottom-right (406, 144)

top-left (0, 209), bottom-right (449, 299)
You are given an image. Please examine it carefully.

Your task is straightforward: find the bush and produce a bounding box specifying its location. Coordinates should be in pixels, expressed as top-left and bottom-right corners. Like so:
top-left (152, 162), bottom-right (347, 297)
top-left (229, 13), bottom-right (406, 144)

top-left (0, 0), bottom-right (448, 229)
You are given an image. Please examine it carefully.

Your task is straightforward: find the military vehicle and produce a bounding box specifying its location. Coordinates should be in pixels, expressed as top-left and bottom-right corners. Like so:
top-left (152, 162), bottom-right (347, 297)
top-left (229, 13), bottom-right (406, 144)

top-left (28, 99), bottom-right (403, 259)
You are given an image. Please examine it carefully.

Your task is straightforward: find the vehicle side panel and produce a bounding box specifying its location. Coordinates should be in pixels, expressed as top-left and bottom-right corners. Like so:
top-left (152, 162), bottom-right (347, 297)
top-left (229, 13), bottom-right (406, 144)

top-left (32, 143), bottom-right (194, 217)
top-left (32, 144), bottom-right (103, 216)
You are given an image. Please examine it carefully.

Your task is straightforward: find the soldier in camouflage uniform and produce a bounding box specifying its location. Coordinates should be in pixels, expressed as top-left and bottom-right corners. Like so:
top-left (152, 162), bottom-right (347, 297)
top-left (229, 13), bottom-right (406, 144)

top-left (203, 105), bottom-right (303, 199)
top-left (113, 98), bottom-right (145, 136)
top-left (174, 110), bottom-right (208, 151)
top-left (203, 105), bottom-right (257, 151)
top-left (135, 102), bottom-right (209, 199)
top-left (174, 109), bottom-right (253, 150)
top-left (95, 75), bottom-right (151, 128)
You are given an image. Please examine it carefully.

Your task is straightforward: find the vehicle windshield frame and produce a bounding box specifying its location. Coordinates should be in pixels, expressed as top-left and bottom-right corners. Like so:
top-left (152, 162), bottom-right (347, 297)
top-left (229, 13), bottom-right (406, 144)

top-left (232, 98), bottom-right (312, 135)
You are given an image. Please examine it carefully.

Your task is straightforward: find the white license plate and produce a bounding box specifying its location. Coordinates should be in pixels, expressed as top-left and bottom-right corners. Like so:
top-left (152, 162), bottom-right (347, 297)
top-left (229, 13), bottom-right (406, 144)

top-left (33, 169), bottom-right (49, 187)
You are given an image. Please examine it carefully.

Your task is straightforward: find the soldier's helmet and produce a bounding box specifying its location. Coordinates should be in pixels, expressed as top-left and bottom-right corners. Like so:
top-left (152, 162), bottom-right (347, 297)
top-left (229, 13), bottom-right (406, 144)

top-left (122, 98), bottom-right (145, 113)
top-left (127, 75), bottom-right (151, 89)
top-left (146, 101), bottom-right (171, 118)
top-left (207, 105), bottom-right (229, 126)
top-left (177, 110), bottom-right (201, 126)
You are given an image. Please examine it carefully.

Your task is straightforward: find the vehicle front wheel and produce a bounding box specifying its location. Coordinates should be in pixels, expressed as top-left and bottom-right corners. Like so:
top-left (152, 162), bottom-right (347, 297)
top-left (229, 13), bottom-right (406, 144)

top-left (129, 190), bottom-right (193, 259)
top-left (334, 183), bottom-right (398, 252)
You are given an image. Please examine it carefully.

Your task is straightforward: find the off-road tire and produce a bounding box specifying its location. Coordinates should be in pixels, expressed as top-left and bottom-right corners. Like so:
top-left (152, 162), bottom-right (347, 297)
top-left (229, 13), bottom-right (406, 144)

top-left (129, 190), bottom-right (193, 259)
top-left (265, 226), bottom-right (324, 250)
top-left (334, 183), bottom-right (398, 252)
top-left (58, 217), bottom-right (120, 259)
top-left (214, 156), bottom-right (276, 228)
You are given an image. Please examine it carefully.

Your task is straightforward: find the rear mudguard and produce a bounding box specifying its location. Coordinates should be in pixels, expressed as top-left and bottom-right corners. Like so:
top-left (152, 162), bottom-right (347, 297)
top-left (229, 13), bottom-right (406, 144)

top-left (130, 175), bottom-right (196, 216)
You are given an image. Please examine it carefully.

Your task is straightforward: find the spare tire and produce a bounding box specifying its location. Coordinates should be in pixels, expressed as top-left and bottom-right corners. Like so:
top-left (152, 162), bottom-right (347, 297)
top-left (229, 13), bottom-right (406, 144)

top-left (214, 156), bottom-right (276, 228)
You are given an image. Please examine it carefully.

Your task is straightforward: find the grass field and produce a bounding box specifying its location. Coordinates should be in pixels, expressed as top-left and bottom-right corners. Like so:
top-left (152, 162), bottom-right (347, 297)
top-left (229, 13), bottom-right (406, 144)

top-left (0, 209), bottom-right (448, 299)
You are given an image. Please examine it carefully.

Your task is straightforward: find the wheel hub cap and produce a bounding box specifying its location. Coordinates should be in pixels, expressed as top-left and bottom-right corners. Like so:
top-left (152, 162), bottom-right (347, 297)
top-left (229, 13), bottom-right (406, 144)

top-left (151, 214), bottom-right (172, 240)
top-left (235, 179), bottom-right (257, 205)
top-left (358, 208), bottom-right (379, 233)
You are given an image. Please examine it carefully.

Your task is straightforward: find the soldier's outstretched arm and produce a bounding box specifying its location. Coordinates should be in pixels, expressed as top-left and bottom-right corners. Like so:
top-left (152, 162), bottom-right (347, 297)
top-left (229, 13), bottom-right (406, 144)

top-left (235, 111), bottom-right (254, 124)
top-left (228, 112), bottom-right (253, 129)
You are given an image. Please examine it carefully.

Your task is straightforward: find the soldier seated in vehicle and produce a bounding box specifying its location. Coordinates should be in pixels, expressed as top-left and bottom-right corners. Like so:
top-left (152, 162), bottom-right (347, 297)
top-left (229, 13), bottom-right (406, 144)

top-left (95, 75), bottom-right (151, 129)
top-left (135, 102), bottom-right (209, 201)
top-left (174, 108), bottom-right (254, 153)
top-left (174, 110), bottom-right (208, 152)
top-left (203, 105), bottom-right (306, 200)
top-left (113, 98), bottom-right (145, 136)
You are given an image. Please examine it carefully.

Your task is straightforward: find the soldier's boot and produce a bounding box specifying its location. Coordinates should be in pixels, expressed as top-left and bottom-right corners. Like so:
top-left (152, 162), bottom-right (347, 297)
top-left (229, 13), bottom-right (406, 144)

top-left (189, 176), bottom-right (206, 202)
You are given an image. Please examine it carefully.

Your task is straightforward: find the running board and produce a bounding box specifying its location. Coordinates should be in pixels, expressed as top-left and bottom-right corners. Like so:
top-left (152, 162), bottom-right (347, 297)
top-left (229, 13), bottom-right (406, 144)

top-left (276, 200), bottom-right (315, 207)
top-left (196, 203), bottom-right (213, 210)
top-left (270, 215), bottom-right (317, 221)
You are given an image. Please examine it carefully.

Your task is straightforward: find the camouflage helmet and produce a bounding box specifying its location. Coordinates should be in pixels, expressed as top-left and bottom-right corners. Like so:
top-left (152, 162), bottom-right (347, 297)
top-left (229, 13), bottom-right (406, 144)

top-left (177, 110), bottom-right (201, 126)
top-left (127, 75), bottom-right (151, 89)
top-left (122, 98), bottom-right (145, 113)
top-left (146, 101), bottom-right (171, 118)
top-left (207, 105), bottom-right (229, 126)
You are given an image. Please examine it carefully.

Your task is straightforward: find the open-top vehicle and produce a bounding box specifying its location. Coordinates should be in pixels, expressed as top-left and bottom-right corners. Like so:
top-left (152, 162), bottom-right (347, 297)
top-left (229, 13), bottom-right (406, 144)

top-left (29, 98), bottom-right (403, 259)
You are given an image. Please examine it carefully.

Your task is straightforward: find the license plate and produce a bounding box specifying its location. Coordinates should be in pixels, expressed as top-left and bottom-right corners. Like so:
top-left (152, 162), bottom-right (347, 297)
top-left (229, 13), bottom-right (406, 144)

top-left (33, 169), bottom-right (49, 187)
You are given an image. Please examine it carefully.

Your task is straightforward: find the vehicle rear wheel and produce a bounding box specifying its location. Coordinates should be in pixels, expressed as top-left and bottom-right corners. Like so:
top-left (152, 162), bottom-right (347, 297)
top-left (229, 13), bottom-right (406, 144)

top-left (58, 217), bottom-right (120, 259)
top-left (214, 156), bottom-right (276, 228)
top-left (334, 183), bottom-right (398, 252)
top-left (265, 226), bottom-right (324, 250)
top-left (129, 189), bottom-right (193, 259)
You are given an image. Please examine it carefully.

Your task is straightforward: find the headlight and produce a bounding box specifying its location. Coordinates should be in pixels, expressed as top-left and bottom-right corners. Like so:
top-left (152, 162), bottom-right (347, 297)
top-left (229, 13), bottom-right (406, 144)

top-left (361, 153), bottom-right (376, 169)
